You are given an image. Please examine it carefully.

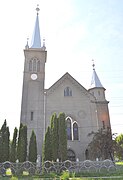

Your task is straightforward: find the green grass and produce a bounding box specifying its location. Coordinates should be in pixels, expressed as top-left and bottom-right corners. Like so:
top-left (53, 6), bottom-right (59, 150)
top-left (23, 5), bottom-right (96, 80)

top-left (0, 177), bottom-right (123, 180)
top-left (1, 164), bottom-right (123, 180)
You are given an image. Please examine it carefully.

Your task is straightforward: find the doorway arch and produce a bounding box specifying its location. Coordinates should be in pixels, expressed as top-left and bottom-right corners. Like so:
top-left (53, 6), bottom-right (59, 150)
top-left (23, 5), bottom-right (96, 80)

top-left (67, 149), bottom-right (76, 161)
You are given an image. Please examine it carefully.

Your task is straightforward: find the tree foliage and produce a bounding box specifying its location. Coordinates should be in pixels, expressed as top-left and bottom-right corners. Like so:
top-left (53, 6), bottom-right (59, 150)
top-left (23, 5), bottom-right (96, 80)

top-left (58, 113), bottom-right (67, 161)
top-left (10, 127), bottom-right (18, 162)
top-left (17, 123), bottom-right (27, 162)
top-left (88, 128), bottom-right (117, 160)
top-left (50, 113), bottom-right (59, 161)
top-left (28, 130), bottom-right (37, 162)
top-left (0, 120), bottom-right (10, 162)
top-left (115, 134), bottom-right (123, 160)
top-left (42, 126), bottom-right (52, 162)
top-left (42, 112), bottom-right (67, 162)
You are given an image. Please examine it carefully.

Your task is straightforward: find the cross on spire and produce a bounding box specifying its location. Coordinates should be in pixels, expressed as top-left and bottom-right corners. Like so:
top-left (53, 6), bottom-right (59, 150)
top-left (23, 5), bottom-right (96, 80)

top-left (92, 59), bottom-right (95, 70)
top-left (36, 4), bottom-right (40, 15)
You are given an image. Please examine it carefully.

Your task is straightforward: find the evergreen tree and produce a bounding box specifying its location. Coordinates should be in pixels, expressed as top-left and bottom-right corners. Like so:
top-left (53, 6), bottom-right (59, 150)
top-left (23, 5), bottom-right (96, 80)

top-left (0, 120), bottom-right (10, 162)
top-left (23, 125), bottom-right (27, 161)
top-left (58, 113), bottom-right (67, 161)
top-left (10, 127), bottom-right (18, 162)
top-left (42, 126), bottom-right (52, 162)
top-left (17, 123), bottom-right (27, 162)
top-left (42, 112), bottom-right (67, 162)
top-left (0, 130), bottom-right (2, 162)
top-left (50, 113), bottom-right (59, 161)
top-left (28, 130), bottom-right (37, 162)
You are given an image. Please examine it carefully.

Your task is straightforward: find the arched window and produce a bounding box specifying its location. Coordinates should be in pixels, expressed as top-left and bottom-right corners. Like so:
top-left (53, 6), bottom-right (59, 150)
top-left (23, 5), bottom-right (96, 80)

top-left (66, 118), bottom-right (72, 140)
top-left (64, 87), bottom-right (72, 96)
top-left (29, 58), bottom-right (40, 72)
top-left (73, 122), bottom-right (79, 140)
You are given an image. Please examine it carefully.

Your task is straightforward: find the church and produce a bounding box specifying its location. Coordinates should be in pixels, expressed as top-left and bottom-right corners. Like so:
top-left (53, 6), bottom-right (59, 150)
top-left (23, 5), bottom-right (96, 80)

top-left (20, 6), bottom-right (111, 161)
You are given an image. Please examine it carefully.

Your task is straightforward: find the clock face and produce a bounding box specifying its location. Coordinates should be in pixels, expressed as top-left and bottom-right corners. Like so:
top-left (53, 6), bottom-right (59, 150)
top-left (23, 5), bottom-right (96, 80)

top-left (31, 74), bottom-right (37, 80)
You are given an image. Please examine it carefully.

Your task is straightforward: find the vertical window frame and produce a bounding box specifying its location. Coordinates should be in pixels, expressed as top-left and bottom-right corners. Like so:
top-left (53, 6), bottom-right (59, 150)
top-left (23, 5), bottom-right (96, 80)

top-left (73, 121), bottom-right (79, 140)
top-left (31, 111), bottom-right (34, 121)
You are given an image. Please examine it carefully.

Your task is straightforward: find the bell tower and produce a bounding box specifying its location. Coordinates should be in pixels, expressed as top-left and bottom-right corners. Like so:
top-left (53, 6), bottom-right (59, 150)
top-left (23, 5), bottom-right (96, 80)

top-left (88, 61), bottom-right (111, 130)
top-left (20, 5), bottom-right (47, 156)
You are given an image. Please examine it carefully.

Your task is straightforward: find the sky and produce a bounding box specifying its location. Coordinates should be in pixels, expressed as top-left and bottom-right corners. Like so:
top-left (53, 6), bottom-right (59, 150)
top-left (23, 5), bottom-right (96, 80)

top-left (0, 0), bottom-right (123, 138)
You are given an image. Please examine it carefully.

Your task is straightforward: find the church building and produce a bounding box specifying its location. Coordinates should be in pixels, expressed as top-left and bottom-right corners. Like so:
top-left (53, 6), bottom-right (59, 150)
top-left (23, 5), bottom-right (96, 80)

top-left (20, 6), bottom-right (111, 161)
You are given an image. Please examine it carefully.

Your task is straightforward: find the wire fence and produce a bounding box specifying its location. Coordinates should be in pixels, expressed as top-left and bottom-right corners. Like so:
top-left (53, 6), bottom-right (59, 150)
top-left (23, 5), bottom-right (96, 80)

top-left (0, 159), bottom-right (120, 176)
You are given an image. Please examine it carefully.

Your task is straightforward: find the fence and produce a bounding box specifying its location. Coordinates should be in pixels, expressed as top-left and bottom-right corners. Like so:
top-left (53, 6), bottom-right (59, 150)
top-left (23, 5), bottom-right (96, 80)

top-left (0, 159), bottom-right (118, 176)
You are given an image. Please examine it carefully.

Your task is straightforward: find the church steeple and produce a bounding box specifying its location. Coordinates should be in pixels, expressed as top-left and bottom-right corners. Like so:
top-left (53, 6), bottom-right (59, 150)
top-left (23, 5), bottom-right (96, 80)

top-left (30, 5), bottom-right (41, 48)
top-left (89, 60), bottom-right (104, 89)
top-left (21, 5), bottom-right (47, 156)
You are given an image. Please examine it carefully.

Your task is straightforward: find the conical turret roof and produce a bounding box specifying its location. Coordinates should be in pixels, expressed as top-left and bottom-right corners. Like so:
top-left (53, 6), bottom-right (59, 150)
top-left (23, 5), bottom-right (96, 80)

top-left (30, 5), bottom-right (41, 48)
top-left (89, 62), bottom-right (104, 89)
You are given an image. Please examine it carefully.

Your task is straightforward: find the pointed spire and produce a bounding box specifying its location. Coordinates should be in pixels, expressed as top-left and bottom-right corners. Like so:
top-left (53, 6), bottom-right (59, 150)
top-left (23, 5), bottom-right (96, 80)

top-left (30, 4), bottom-right (41, 48)
top-left (89, 60), bottom-right (104, 89)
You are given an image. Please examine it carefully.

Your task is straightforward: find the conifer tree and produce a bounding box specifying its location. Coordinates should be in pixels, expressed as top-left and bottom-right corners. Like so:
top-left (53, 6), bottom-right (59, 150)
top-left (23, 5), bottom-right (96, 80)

top-left (42, 112), bottom-right (67, 162)
top-left (50, 113), bottom-right (59, 161)
top-left (17, 123), bottom-right (27, 162)
top-left (10, 127), bottom-right (18, 162)
top-left (58, 113), bottom-right (67, 161)
top-left (0, 120), bottom-right (10, 162)
top-left (42, 126), bottom-right (52, 162)
top-left (0, 130), bottom-right (2, 162)
top-left (28, 130), bottom-right (37, 162)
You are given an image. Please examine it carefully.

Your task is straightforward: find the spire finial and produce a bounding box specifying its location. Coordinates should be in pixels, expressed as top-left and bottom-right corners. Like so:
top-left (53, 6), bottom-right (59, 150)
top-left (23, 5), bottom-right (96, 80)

top-left (42, 38), bottom-right (46, 50)
top-left (92, 59), bottom-right (95, 70)
top-left (25, 37), bottom-right (29, 49)
top-left (36, 4), bottom-right (40, 15)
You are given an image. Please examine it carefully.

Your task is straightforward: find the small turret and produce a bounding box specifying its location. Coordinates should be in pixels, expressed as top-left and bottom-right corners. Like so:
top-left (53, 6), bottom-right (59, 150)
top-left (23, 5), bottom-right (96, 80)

top-left (88, 60), bottom-right (106, 101)
top-left (88, 60), bottom-right (111, 129)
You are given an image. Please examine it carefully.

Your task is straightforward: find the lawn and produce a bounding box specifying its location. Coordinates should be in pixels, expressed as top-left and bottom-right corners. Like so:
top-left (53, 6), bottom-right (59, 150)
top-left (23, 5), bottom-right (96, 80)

top-left (1, 162), bottom-right (123, 180)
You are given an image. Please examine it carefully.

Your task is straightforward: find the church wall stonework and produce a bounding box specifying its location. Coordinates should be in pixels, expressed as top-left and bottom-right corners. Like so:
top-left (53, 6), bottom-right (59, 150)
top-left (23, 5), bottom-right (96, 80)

top-left (20, 8), bottom-right (111, 161)
top-left (45, 76), bottom-right (100, 160)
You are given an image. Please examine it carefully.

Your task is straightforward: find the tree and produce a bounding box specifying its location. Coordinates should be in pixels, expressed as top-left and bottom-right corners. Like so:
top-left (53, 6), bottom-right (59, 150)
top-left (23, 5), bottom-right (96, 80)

top-left (115, 134), bottom-right (123, 160)
top-left (42, 112), bottom-right (67, 162)
top-left (50, 113), bottom-right (59, 161)
top-left (17, 123), bottom-right (27, 162)
top-left (10, 127), bottom-right (18, 162)
top-left (42, 126), bottom-right (52, 162)
top-left (58, 113), bottom-right (67, 161)
top-left (28, 130), bottom-right (37, 162)
top-left (0, 120), bottom-right (10, 162)
top-left (88, 128), bottom-right (116, 160)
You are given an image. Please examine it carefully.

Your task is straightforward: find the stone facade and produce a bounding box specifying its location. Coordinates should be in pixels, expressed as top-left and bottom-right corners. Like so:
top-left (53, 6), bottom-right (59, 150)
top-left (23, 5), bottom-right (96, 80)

top-left (20, 8), bottom-right (111, 161)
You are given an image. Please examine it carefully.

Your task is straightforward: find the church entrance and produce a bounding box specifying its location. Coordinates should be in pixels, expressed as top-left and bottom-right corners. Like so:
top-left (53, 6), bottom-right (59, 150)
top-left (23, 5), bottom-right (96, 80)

top-left (67, 149), bottom-right (76, 161)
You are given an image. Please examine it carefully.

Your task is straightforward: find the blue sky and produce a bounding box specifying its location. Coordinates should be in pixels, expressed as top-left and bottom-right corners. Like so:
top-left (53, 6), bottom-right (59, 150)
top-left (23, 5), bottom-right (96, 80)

top-left (0, 0), bottom-right (123, 137)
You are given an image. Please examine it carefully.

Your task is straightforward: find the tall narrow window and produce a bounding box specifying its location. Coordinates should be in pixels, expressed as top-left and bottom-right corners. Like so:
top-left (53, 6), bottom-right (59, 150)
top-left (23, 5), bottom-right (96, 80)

top-left (73, 122), bottom-right (79, 140)
top-left (102, 121), bottom-right (105, 129)
top-left (64, 87), bottom-right (72, 96)
top-left (37, 61), bottom-right (40, 72)
top-left (29, 60), bottom-right (32, 71)
top-left (31, 111), bottom-right (34, 121)
top-left (67, 118), bottom-right (72, 140)
top-left (33, 59), bottom-right (36, 71)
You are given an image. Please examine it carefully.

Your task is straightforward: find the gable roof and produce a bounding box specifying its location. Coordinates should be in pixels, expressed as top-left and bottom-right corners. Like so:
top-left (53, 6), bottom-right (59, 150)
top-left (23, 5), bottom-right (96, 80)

top-left (45, 72), bottom-right (91, 98)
